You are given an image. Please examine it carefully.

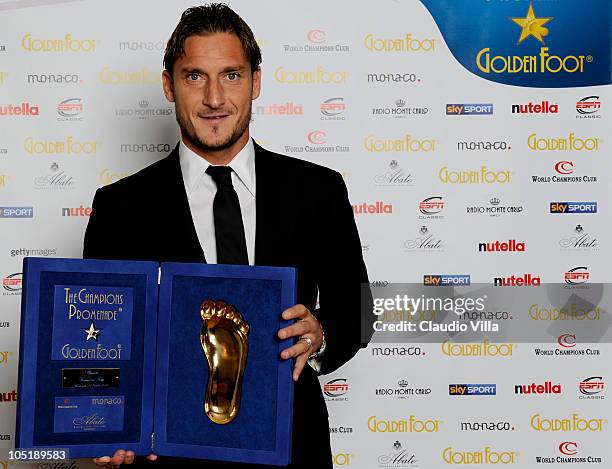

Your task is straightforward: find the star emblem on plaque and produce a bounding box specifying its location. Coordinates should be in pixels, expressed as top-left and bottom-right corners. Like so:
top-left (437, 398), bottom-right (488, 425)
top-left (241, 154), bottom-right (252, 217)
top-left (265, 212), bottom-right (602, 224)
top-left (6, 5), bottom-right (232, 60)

top-left (82, 321), bottom-right (101, 341)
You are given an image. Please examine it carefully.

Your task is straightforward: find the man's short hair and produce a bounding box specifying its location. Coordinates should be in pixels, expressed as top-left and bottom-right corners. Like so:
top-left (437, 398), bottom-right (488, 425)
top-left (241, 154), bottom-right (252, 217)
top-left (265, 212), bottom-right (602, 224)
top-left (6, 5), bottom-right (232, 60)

top-left (163, 3), bottom-right (262, 75)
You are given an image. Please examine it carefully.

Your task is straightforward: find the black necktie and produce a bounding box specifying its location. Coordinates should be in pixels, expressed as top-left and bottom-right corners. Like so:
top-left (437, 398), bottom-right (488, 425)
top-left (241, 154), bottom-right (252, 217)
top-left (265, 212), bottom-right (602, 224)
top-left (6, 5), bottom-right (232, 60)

top-left (206, 166), bottom-right (249, 265)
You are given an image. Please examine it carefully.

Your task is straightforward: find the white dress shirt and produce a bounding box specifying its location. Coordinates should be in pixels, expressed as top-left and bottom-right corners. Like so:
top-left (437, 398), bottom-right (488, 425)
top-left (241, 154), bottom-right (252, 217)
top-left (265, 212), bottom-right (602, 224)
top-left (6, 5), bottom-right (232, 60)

top-left (179, 139), bottom-right (256, 265)
top-left (178, 139), bottom-right (324, 370)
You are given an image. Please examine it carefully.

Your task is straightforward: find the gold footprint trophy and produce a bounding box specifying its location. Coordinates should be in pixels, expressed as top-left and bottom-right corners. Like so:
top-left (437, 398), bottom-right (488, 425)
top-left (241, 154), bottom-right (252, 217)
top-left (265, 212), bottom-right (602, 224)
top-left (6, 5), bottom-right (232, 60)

top-left (199, 300), bottom-right (250, 425)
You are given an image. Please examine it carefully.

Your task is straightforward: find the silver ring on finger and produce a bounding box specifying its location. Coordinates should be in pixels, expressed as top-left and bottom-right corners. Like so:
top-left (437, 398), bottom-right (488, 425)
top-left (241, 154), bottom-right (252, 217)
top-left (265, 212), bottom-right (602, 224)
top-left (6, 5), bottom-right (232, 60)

top-left (299, 336), bottom-right (313, 351)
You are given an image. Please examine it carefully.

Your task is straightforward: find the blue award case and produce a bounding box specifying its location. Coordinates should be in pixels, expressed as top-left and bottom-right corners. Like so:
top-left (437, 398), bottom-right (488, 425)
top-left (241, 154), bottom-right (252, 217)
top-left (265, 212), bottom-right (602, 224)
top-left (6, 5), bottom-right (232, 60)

top-left (16, 257), bottom-right (296, 466)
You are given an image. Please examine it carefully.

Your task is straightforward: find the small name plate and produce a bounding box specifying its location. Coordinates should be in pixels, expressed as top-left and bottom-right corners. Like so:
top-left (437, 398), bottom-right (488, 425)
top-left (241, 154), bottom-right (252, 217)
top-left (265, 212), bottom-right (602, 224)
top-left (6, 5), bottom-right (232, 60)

top-left (62, 368), bottom-right (120, 389)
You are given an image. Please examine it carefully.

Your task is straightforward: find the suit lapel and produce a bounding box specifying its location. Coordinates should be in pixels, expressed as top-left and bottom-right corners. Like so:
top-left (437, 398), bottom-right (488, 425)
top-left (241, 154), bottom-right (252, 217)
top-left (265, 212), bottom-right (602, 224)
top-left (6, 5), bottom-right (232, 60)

top-left (254, 142), bottom-right (293, 266)
top-left (158, 146), bottom-right (206, 263)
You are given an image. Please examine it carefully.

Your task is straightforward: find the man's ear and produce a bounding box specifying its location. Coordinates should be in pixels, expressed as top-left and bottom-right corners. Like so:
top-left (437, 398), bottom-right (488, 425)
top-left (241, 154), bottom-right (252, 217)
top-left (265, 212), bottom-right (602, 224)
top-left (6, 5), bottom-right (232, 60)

top-left (162, 70), bottom-right (175, 102)
top-left (251, 68), bottom-right (261, 101)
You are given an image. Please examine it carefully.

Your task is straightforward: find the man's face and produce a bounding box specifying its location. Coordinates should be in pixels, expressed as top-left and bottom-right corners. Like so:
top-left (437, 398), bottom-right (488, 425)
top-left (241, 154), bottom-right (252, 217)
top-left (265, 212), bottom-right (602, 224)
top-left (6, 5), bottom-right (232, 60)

top-left (162, 33), bottom-right (261, 158)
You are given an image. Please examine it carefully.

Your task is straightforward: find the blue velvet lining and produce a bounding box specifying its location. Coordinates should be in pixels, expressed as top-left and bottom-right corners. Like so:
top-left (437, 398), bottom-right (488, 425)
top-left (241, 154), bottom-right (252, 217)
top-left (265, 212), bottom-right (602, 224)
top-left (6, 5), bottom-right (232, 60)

top-left (166, 276), bottom-right (280, 450)
top-left (33, 272), bottom-right (146, 446)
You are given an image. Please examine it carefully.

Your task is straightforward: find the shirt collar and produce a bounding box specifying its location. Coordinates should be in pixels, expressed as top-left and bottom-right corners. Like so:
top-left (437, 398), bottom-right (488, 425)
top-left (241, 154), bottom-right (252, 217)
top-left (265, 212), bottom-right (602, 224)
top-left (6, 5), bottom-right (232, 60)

top-left (179, 138), bottom-right (256, 197)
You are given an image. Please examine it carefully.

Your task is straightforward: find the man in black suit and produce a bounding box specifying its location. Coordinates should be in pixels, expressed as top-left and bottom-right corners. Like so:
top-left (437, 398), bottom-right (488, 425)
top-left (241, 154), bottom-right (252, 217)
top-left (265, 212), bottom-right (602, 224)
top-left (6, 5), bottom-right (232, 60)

top-left (84, 4), bottom-right (370, 468)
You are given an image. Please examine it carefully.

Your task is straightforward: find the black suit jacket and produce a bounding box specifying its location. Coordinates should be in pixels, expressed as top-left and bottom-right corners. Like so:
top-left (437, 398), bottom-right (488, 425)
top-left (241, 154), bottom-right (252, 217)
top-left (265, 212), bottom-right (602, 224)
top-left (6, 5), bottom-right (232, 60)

top-left (83, 142), bottom-right (371, 468)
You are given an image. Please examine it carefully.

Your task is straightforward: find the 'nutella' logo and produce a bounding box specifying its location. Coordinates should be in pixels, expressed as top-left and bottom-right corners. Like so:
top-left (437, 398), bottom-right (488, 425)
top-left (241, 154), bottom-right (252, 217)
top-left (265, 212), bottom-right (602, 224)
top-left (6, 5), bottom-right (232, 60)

top-left (478, 240), bottom-right (525, 252)
top-left (0, 103), bottom-right (39, 116)
top-left (352, 202), bottom-right (393, 215)
top-left (494, 274), bottom-right (541, 286)
top-left (514, 381), bottom-right (561, 395)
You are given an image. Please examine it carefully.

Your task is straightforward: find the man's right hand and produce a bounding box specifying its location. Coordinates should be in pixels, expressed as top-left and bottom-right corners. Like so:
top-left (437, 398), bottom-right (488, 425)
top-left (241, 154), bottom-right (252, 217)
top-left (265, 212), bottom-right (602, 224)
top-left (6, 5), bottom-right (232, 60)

top-left (93, 450), bottom-right (157, 468)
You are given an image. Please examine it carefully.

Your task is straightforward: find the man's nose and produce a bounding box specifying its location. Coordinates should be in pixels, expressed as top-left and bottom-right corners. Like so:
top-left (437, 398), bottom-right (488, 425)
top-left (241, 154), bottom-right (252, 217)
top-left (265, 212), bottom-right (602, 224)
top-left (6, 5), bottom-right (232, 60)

top-left (203, 79), bottom-right (225, 108)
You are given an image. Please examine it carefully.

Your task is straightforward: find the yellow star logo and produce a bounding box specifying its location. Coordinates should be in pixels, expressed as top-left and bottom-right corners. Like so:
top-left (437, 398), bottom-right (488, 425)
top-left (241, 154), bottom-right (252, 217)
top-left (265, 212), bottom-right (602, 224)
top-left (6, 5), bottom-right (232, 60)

top-left (510, 2), bottom-right (552, 45)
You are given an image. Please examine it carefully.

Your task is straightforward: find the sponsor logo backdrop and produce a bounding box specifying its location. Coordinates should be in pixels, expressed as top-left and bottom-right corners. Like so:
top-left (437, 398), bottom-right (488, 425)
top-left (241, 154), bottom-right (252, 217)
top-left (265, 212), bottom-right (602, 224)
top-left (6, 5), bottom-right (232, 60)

top-left (0, 0), bottom-right (610, 467)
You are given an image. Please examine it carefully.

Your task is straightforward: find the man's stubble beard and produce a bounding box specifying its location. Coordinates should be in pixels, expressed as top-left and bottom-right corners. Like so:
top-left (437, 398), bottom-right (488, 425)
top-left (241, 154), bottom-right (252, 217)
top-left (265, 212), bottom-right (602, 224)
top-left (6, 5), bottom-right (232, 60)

top-left (175, 101), bottom-right (253, 154)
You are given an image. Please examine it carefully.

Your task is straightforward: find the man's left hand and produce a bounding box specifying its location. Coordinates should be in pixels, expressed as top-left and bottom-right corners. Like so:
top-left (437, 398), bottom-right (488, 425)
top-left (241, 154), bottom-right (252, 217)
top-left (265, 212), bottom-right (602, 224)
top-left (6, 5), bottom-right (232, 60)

top-left (278, 304), bottom-right (323, 381)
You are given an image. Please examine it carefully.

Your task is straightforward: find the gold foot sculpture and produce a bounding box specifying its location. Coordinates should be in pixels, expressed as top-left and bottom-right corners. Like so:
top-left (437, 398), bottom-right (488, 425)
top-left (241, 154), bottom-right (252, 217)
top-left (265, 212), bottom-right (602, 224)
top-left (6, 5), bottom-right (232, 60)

top-left (200, 299), bottom-right (249, 424)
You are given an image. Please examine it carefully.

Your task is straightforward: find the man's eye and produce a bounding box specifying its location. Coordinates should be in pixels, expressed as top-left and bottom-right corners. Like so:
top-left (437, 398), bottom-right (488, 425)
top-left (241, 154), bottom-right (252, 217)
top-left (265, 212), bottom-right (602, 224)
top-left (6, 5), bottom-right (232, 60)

top-left (187, 73), bottom-right (200, 81)
top-left (227, 72), bottom-right (238, 81)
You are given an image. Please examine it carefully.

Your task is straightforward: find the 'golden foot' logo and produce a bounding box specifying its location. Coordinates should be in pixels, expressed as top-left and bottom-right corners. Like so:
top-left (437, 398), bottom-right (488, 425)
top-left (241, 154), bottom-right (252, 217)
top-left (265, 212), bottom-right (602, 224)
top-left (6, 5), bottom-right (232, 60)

top-left (511, 2), bottom-right (552, 45)
top-left (200, 299), bottom-right (250, 425)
